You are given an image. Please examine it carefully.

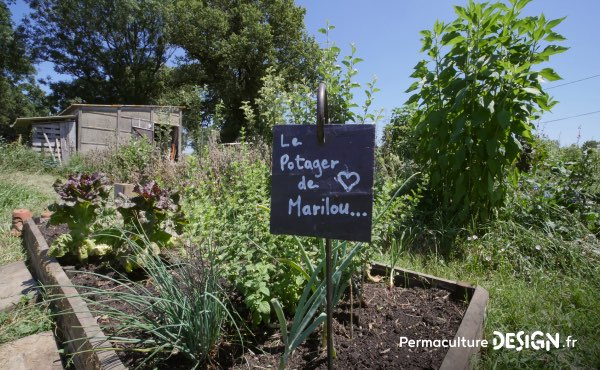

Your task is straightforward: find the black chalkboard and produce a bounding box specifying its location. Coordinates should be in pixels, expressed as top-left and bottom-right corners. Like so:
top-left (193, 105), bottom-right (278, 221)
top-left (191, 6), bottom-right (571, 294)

top-left (270, 124), bottom-right (375, 242)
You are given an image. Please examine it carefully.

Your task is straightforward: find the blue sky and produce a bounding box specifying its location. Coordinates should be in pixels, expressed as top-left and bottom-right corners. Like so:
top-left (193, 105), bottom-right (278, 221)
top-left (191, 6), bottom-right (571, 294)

top-left (297, 0), bottom-right (600, 145)
top-left (10, 0), bottom-right (600, 145)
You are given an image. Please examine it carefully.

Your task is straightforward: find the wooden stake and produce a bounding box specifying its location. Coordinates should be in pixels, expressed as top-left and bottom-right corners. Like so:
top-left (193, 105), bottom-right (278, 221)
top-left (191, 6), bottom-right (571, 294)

top-left (42, 132), bottom-right (56, 162)
top-left (55, 138), bottom-right (62, 165)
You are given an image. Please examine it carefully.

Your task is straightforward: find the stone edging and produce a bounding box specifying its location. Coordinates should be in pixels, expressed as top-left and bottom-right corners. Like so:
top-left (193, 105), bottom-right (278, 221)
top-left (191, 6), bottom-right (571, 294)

top-left (23, 219), bottom-right (125, 370)
top-left (370, 263), bottom-right (489, 370)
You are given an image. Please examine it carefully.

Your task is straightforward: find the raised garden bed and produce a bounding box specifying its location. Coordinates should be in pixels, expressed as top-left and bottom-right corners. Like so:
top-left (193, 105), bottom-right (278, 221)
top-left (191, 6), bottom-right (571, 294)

top-left (24, 218), bottom-right (488, 369)
top-left (23, 218), bottom-right (125, 370)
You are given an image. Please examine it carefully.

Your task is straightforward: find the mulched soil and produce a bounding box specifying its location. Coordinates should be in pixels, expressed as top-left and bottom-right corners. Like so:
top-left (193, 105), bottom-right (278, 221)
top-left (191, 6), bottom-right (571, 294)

top-left (36, 222), bottom-right (468, 369)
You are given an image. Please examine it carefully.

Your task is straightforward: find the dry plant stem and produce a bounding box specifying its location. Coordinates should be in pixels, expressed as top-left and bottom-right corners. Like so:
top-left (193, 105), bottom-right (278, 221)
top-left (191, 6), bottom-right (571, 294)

top-left (349, 277), bottom-right (354, 339)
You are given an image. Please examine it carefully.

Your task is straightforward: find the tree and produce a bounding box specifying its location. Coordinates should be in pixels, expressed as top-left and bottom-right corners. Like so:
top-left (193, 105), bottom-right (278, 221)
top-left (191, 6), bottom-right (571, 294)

top-left (238, 25), bottom-right (384, 144)
top-left (0, 0), bottom-right (46, 138)
top-left (23, 0), bottom-right (173, 109)
top-left (382, 104), bottom-right (417, 160)
top-left (406, 0), bottom-right (567, 225)
top-left (170, 0), bottom-right (320, 142)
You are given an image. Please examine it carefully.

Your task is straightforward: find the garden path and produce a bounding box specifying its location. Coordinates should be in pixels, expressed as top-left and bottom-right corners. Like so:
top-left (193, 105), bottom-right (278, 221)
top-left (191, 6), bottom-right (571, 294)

top-left (0, 260), bottom-right (63, 369)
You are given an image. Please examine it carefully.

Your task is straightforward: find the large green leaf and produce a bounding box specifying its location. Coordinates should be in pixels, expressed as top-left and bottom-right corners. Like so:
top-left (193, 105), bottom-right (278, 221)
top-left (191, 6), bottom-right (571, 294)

top-left (522, 87), bottom-right (542, 96)
top-left (538, 45), bottom-right (569, 58)
top-left (538, 68), bottom-right (561, 82)
top-left (497, 110), bottom-right (511, 129)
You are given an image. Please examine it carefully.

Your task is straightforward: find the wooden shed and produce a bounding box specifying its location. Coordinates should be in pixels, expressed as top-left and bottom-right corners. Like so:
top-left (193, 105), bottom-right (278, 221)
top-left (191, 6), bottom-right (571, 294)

top-left (13, 104), bottom-right (183, 162)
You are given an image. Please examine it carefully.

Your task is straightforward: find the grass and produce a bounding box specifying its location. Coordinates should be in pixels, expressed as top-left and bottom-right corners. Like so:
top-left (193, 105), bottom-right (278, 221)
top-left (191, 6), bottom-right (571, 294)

top-left (0, 297), bottom-right (53, 345)
top-left (0, 153), bottom-right (58, 345)
top-left (376, 223), bottom-right (600, 369)
top-left (0, 171), bottom-right (57, 265)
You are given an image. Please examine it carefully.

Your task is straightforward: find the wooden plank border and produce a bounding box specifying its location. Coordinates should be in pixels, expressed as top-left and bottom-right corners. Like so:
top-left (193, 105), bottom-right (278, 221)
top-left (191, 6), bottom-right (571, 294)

top-left (23, 219), bottom-right (125, 370)
top-left (23, 220), bottom-right (486, 370)
top-left (370, 262), bottom-right (488, 370)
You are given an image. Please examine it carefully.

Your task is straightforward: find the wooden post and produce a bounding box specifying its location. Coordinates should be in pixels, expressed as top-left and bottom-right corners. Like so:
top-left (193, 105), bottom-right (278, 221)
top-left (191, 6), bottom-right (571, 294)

top-left (317, 83), bottom-right (333, 370)
top-left (116, 107), bottom-right (122, 149)
top-left (55, 138), bottom-right (62, 165)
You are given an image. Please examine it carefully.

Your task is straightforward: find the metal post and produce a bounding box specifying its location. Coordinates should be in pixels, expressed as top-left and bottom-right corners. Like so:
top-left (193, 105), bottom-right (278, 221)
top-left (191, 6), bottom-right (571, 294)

top-left (317, 83), bottom-right (333, 370)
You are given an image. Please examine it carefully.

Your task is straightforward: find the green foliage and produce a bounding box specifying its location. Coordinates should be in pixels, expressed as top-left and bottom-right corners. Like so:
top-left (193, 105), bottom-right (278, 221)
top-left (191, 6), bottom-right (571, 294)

top-left (48, 172), bottom-right (112, 260)
top-left (504, 139), bottom-right (600, 237)
top-left (171, 0), bottom-right (320, 142)
top-left (48, 236), bottom-right (235, 368)
top-left (240, 26), bottom-right (383, 143)
top-left (154, 84), bottom-right (220, 152)
top-left (0, 298), bottom-right (53, 345)
top-left (0, 171), bottom-right (56, 265)
top-left (61, 137), bottom-right (172, 185)
top-left (182, 143), bottom-right (312, 325)
top-left (24, 0), bottom-right (172, 109)
top-left (0, 1), bottom-right (47, 138)
top-left (407, 0), bottom-right (567, 226)
top-left (0, 139), bottom-right (52, 173)
top-left (381, 104), bottom-right (418, 160)
top-left (241, 66), bottom-right (287, 142)
top-left (272, 239), bottom-right (366, 369)
top-left (372, 150), bottom-right (423, 253)
top-left (116, 181), bottom-right (186, 256)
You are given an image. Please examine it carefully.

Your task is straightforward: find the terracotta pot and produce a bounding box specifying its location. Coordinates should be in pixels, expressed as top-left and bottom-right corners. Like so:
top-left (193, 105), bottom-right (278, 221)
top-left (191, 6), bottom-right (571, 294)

top-left (12, 208), bottom-right (33, 222)
top-left (11, 208), bottom-right (33, 237)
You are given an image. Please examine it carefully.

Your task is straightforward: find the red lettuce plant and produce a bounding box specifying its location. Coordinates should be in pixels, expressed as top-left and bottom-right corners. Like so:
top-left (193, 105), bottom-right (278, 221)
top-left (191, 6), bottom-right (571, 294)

top-left (117, 181), bottom-right (185, 252)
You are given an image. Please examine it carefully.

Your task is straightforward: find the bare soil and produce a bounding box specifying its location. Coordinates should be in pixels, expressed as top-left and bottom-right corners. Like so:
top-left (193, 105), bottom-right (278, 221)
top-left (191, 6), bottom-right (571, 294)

top-left (37, 220), bottom-right (69, 247)
top-left (37, 222), bottom-right (468, 369)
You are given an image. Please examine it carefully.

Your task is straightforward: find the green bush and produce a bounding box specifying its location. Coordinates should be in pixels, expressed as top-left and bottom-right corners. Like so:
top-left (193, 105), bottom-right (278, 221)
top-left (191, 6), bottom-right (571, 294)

top-left (0, 139), bottom-right (53, 173)
top-left (182, 143), bottom-right (308, 325)
top-left (407, 0), bottom-right (567, 226)
top-left (503, 140), bottom-right (600, 237)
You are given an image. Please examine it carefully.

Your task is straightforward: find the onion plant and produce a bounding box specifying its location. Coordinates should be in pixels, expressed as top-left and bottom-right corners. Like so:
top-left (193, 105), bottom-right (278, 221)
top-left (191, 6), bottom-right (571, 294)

top-left (271, 238), bottom-right (365, 369)
top-left (388, 228), bottom-right (412, 290)
top-left (47, 232), bottom-right (239, 369)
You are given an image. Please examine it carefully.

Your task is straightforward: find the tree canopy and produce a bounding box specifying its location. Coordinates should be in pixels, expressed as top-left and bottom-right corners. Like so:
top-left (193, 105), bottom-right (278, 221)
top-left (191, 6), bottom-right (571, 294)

top-left (19, 0), bottom-right (319, 142)
top-left (24, 0), bottom-right (173, 108)
top-left (170, 0), bottom-right (320, 142)
top-left (0, 0), bottom-right (45, 138)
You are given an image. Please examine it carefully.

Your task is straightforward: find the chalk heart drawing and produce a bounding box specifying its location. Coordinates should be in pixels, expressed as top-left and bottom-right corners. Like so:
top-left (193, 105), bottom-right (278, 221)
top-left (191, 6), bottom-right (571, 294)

top-left (336, 171), bottom-right (361, 192)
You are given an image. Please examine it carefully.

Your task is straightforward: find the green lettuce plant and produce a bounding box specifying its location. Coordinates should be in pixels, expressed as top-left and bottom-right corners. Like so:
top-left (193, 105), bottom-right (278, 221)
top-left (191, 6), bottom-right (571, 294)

top-left (48, 172), bottom-right (112, 260)
top-left (115, 181), bottom-right (186, 270)
top-left (117, 181), bottom-right (185, 245)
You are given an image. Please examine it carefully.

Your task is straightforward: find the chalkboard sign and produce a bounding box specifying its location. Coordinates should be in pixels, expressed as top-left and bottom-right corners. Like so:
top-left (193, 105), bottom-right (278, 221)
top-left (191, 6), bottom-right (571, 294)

top-left (270, 124), bottom-right (375, 242)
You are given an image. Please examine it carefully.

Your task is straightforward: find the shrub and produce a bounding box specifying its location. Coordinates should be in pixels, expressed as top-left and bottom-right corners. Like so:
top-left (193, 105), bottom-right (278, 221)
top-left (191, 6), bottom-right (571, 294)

top-left (407, 0), bottom-right (567, 226)
top-left (504, 140), bottom-right (600, 237)
top-left (0, 138), bottom-right (51, 173)
top-left (182, 142), bottom-right (311, 325)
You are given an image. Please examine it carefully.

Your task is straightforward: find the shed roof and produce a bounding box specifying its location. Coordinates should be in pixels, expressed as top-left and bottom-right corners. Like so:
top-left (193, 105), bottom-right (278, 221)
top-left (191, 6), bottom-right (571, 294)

top-left (12, 115), bottom-right (77, 130)
top-left (59, 104), bottom-right (185, 116)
